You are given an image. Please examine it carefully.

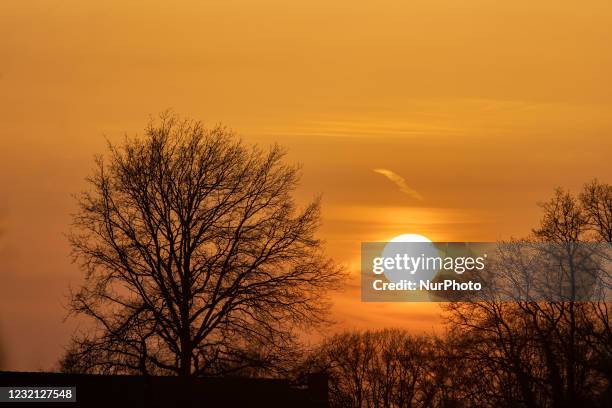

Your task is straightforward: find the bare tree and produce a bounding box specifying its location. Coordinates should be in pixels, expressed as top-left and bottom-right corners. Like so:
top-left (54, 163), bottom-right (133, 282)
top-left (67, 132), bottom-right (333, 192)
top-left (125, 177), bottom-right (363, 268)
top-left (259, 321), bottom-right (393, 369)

top-left (300, 329), bottom-right (442, 408)
top-left (580, 179), bottom-right (612, 242)
top-left (444, 180), bottom-right (612, 408)
top-left (62, 113), bottom-right (343, 377)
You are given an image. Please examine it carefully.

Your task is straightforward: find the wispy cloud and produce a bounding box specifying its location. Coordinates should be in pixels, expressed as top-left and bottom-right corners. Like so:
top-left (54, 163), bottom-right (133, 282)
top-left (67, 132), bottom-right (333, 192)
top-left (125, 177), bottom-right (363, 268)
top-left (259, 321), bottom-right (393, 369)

top-left (373, 168), bottom-right (423, 201)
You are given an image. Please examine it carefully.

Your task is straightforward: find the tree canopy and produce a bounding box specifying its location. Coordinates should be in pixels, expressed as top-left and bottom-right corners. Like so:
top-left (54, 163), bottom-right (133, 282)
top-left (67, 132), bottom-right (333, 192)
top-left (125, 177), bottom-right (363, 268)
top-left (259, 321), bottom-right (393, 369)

top-left (63, 114), bottom-right (343, 376)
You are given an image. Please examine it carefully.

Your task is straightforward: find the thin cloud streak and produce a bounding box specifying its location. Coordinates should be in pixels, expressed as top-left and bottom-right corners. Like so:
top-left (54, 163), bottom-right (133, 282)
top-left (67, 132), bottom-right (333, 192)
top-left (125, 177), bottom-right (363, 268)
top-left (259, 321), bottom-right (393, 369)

top-left (373, 169), bottom-right (423, 201)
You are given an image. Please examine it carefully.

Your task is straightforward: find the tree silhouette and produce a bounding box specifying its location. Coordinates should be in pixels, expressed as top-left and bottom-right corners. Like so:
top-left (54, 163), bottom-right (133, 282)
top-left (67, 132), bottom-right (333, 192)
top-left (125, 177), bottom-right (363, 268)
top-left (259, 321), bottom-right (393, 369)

top-left (443, 180), bottom-right (612, 408)
top-left (580, 179), bottom-right (612, 242)
top-left (62, 113), bottom-right (343, 377)
top-left (298, 330), bottom-right (443, 408)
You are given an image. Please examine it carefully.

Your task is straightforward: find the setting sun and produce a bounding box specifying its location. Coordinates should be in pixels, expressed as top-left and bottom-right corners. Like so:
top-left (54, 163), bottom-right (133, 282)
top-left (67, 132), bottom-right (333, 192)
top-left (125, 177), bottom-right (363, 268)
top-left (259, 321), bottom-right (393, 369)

top-left (389, 233), bottom-right (432, 243)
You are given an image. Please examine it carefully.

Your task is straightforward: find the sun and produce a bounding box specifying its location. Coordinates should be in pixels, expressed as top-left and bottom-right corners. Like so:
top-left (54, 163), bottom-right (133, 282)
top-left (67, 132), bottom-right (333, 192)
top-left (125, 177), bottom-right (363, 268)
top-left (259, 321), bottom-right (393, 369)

top-left (389, 233), bottom-right (432, 243)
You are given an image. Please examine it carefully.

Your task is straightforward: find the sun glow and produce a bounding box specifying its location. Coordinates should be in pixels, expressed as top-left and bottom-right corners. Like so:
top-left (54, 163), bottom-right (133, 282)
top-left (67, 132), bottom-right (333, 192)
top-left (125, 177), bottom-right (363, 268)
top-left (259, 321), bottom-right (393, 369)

top-left (389, 233), bottom-right (432, 243)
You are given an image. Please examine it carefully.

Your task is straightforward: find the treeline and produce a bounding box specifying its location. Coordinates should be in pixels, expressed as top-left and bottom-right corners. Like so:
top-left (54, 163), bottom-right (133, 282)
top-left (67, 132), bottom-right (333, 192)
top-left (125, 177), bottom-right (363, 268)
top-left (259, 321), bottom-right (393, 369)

top-left (300, 308), bottom-right (610, 408)
top-left (299, 329), bottom-right (447, 407)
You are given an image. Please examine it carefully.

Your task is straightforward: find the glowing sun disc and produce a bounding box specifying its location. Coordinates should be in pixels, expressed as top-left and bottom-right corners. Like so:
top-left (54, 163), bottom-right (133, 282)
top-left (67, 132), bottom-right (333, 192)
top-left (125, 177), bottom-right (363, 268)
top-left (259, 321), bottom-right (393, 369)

top-left (389, 233), bottom-right (432, 243)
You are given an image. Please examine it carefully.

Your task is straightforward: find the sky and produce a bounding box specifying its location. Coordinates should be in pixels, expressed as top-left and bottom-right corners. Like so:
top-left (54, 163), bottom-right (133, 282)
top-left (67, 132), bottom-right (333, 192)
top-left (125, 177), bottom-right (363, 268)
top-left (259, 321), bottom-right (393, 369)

top-left (1, 0), bottom-right (611, 371)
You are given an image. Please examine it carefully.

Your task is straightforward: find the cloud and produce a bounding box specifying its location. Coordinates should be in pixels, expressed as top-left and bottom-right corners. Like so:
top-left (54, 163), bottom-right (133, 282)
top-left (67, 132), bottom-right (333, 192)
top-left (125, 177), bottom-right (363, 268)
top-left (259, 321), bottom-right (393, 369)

top-left (373, 168), bottom-right (423, 201)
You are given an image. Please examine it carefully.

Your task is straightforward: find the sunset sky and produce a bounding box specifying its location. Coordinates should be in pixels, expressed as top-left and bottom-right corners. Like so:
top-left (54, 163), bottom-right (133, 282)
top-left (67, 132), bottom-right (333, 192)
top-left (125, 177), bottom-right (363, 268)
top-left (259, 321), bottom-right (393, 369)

top-left (1, 0), bottom-right (611, 371)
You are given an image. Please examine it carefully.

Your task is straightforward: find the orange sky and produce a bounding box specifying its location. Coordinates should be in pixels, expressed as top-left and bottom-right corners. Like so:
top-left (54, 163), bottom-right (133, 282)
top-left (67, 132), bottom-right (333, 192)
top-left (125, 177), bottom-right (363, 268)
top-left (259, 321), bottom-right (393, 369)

top-left (1, 0), bottom-right (611, 371)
